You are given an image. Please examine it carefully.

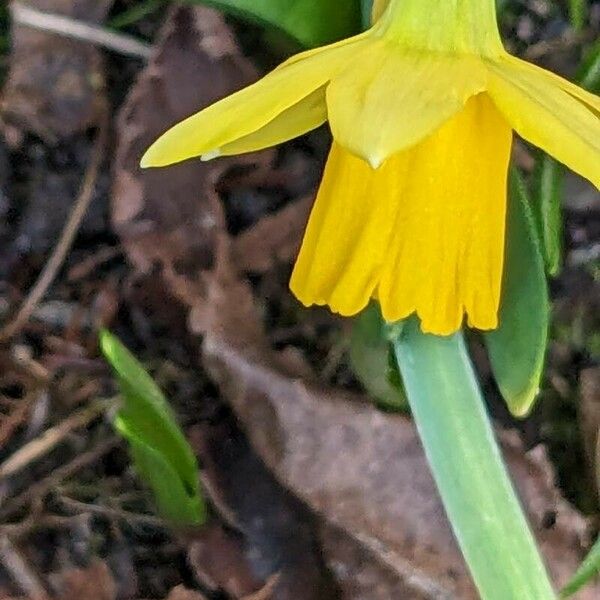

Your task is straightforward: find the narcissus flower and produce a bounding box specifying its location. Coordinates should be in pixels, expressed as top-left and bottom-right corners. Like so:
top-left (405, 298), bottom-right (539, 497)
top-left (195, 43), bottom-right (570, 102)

top-left (142, 0), bottom-right (600, 335)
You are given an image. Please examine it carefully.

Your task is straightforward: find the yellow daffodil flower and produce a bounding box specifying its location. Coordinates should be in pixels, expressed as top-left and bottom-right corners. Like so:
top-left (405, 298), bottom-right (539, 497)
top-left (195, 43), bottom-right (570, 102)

top-left (141, 0), bottom-right (600, 335)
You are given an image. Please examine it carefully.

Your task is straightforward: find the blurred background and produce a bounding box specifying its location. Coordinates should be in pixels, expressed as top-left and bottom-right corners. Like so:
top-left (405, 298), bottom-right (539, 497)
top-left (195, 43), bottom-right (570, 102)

top-left (0, 1), bottom-right (597, 598)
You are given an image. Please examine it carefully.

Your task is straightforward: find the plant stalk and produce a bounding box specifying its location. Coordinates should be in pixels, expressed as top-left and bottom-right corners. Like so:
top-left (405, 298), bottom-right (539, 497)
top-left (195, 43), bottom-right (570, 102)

top-left (390, 318), bottom-right (555, 599)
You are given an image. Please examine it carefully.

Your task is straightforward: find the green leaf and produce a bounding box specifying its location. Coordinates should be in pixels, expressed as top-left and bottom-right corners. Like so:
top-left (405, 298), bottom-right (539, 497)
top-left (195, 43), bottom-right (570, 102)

top-left (533, 30), bottom-right (599, 277)
top-left (349, 302), bottom-right (407, 412)
top-left (186, 0), bottom-right (362, 48)
top-left (568, 0), bottom-right (587, 32)
top-left (533, 155), bottom-right (564, 276)
top-left (115, 417), bottom-right (206, 524)
top-left (100, 330), bottom-right (205, 525)
top-left (390, 318), bottom-right (555, 600)
top-left (561, 535), bottom-right (600, 597)
top-left (577, 38), bottom-right (600, 92)
top-left (109, 0), bottom-right (165, 29)
top-left (485, 168), bottom-right (549, 417)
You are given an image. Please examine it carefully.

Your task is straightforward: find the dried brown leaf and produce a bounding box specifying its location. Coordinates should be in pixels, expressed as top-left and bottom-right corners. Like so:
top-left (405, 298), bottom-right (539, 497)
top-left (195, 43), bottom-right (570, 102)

top-left (113, 9), bottom-right (334, 598)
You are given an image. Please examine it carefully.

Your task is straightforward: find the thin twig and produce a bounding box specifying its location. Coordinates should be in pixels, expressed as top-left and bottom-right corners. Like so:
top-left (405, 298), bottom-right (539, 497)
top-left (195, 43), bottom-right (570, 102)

top-left (0, 537), bottom-right (51, 599)
top-left (0, 513), bottom-right (87, 539)
top-left (10, 1), bottom-right (152, 59)
top-left (57, 496), bottom-right (167, 528)
top-left (0, 394), bottom-right (34, 449)
top-left (0, 108), bottom-right (109, 341)
top-left (0, 437), bottom-right (119, 520)
top-left (0, 400), bottom-right (111, 480)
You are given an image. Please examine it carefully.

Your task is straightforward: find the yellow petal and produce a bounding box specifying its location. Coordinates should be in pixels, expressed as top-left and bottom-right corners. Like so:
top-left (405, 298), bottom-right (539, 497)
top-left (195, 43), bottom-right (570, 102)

top-left (377, 94), bottom-right (512, 335)
top-left (215, 87), bottom-right (326, 157)
top-left (292, 94), bottom-right (512, 336)
top-left (290, 142), bottom-right (406, 315)
top-left (327, 44), bottom-right (487, 167)
top-left (141, 36), bottom-right (365, 168)
top-left (487, 55), bottom-right (600, 190)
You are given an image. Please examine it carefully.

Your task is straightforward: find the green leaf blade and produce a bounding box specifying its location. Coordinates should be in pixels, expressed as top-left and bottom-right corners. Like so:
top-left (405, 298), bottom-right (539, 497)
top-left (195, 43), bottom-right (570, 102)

top-left (532, 27), bottom-right (600, 278)
top-left (485, 168), bottom-right (550, 417)
top-left (568, 0), bottom-right (587, 32)
top-left (100, 330), bottom-right (205, 525)
top-left (188, 0), bottom-right (362, 47)
top-left (577, 39), bottom-right (600, 92)
top-left (534, 155), bottom-right (564, 276)
top-left (115, 417), bottom-right (206, 525)
top-left (350, 302), bottom-right (407, 411)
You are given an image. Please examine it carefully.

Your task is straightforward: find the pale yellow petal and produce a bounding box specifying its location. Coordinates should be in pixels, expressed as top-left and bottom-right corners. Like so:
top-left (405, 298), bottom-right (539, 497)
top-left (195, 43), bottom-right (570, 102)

top-left (216, 87), bottom-right (326, 157)
top-left (141, 36), bottom-right (365, 168)
top-left (525, 59), bottom-right (600, 114)
top-left (377, 93), bottom-right (512, 335)
top-left (487, 55), bottom-right (600, 189)
top-left (326, 43), bottom-right (487, 167)
top-left (290, 142), bottom-right (406, 315)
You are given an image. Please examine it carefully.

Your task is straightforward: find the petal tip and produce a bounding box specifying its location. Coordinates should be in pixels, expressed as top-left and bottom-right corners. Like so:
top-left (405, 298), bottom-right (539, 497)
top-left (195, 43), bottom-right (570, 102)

top-left (139, 150), bottom-right (153, 169)
top-left (368, 157), bottom-right (383, 169)
top-left (201, 149), bottom-right (221, 162)
top-left (140, 142), bottom-right (168, 168)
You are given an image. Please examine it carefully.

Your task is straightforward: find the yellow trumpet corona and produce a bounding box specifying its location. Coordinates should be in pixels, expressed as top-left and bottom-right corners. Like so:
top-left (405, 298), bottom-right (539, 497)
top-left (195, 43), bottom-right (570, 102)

top-left (142, 0), bottom-right (600, 335)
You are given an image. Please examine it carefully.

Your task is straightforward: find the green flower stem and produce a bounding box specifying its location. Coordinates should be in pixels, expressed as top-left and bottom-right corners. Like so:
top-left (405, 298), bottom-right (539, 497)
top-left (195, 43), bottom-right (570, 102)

top-left (390, 319), bottom-right (555, 600)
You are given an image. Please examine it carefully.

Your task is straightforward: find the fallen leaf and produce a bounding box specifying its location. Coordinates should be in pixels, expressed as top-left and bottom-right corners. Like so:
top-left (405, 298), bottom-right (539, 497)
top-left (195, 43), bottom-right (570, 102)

top-left (319, 523), bottom-right (433, 600)
top-left (242, 575), bottom-right (279, 600)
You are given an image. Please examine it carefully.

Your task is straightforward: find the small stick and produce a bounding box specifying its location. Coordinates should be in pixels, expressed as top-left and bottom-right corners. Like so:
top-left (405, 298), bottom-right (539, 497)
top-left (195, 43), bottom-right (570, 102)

top-left (0, 437), bottom-right (119, 519)
top-left (10, 1), bottom-right (152, 60)
top-left (0, 394), bottom-right (33, 449)
top-left (0, 400), bottom-right (110, 480)
top-left (0, 537), bottom-right (51, 599)
top-left (0, 513), bottom-right (86, 538)
top-left (0, 108), bottom-right (108, 341)
top-left (57, 496), bottom-right (167, 528)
